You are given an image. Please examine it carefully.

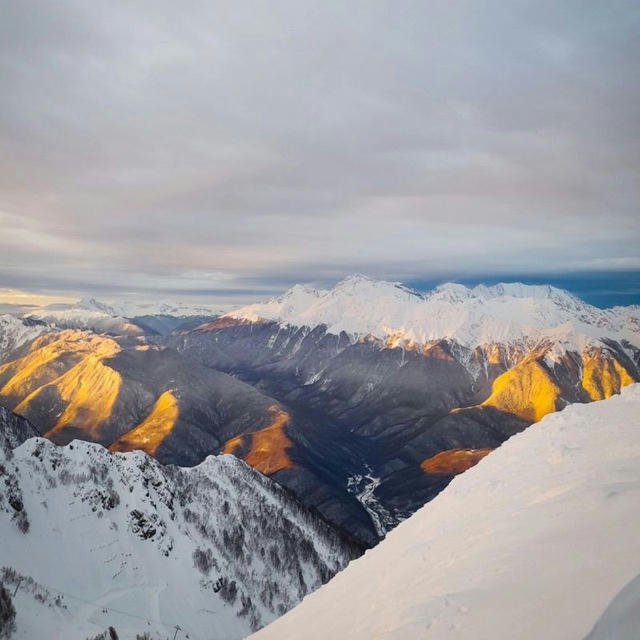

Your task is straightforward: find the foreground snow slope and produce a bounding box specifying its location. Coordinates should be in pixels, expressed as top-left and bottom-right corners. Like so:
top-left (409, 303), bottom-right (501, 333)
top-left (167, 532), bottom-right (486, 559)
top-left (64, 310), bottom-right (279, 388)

top-left (0, 423), bottom-right (359, 639)
top-left (253, 385), bottom-right (640, 640)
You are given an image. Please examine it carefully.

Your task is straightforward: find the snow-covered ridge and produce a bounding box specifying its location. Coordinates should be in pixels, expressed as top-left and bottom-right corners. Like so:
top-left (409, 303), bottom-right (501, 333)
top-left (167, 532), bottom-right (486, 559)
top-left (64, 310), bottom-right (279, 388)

top-left (76, 297), bottom-right (221, 318)
top-left (226, 274), bottom-right (640, 351)
top-left (24, 308), bottom-right (143, 336)
top-left (0, 314), bottom-right (45, 360)
top-left (253, 384), bottom-right (640, 640)
top-left (0, 426), bottom-right (359, 639)
top-left (23, 298), bottom-right (221, 336)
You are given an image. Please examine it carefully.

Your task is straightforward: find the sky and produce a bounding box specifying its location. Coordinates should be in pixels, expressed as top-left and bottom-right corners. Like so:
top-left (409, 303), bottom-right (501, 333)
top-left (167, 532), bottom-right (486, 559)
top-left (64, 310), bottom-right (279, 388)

top-left (1, 1), bottom-right (639, 307)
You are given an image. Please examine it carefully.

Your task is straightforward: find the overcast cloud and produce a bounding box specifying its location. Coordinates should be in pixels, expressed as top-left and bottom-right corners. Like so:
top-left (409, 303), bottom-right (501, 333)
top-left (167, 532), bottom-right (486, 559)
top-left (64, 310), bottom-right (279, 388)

top-left (1, 0), bottom-right (639, 302)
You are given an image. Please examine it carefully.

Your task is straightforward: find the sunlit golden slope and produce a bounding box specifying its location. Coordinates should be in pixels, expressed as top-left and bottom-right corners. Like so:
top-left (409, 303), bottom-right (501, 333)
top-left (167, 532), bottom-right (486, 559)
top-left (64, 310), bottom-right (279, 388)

top-left (0, 331), bottom-right (115, 401)
top-left (480, 357), bottom-right (562, 422)
top-left (223, 406), bottom-right (296, 475)
top-left (0, 330), bottom-right (122, 439)
top-left (421, 448), bottom-right (493, 475)
top-left (109, 390), bottom-right (179, 456)
top-left (39, 354), bottom-right (122, 439)
top-left (581, 349), bottom-right (634, 400)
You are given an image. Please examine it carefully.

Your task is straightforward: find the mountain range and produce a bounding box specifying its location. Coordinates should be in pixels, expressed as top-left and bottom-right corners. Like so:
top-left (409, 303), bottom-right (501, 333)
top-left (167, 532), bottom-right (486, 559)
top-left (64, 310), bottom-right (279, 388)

top-left (0, 276), bottom-right (638, 546)
top-left (24, 297), bottom-right (221, 336)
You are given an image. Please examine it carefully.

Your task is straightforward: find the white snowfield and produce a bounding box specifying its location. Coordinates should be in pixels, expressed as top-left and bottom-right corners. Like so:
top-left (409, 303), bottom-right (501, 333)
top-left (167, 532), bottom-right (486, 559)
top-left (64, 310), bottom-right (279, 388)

top-left (228, 274), bottom-right (640, 351)
top-left (252, 385), bottom-right (640, 640)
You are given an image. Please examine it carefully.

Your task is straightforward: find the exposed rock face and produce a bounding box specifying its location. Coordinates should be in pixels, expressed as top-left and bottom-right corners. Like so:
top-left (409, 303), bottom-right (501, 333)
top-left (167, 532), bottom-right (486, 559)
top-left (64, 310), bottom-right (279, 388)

top-left (0, 406), bottom-right (40, 454)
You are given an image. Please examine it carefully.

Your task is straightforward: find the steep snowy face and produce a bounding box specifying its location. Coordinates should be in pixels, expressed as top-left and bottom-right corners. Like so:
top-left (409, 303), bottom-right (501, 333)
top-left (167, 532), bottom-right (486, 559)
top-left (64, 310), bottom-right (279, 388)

top-left (252, 385), bottom-right (640, 640)
top-left (0, 315), bottom-right (45, 360)
top-left (0, 434), bottom-right (360, 640)
top-left (227, 275), bottom-right (640, 351)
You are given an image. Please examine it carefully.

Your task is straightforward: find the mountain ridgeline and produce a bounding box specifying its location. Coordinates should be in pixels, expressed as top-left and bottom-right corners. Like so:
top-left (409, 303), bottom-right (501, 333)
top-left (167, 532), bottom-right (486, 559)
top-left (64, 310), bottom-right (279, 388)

top-left (0, 407), bottom-right (361, 639)
top-left (0, 276), bottom-right (639, 545)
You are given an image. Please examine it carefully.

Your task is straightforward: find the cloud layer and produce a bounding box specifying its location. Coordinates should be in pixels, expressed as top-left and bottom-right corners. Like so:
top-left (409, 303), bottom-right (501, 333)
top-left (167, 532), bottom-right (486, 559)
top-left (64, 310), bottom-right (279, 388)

top-left (1, 1), bottom-right (639, 299)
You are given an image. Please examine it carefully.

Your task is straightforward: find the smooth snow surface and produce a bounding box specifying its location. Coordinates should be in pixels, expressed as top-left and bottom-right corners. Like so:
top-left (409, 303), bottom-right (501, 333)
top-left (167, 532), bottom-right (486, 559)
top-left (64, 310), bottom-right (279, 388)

top-left (253, 385), bottom-right (640, 640)
top-left (228, 274), bottom-right (640, 350)
top-left (584, 574), bottom-right (640, 640)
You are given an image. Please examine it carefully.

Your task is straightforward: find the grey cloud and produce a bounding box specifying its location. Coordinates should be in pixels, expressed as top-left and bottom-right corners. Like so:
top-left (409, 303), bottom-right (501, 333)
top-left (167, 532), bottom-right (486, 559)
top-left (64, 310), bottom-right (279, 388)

top-left (0, 0), bottom-right (638, 300)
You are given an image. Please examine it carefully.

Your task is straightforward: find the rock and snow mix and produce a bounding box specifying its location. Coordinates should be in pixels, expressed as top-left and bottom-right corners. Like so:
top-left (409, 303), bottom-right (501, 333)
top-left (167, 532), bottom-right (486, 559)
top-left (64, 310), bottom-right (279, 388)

top-left (253, 385), bottom-right (640, 640)
top-left (0, 423), bottom-right (359, 639)
top-left (0, 315), bottom-right (44, 361)
top-left (228, 274), bottom-right (640, 352)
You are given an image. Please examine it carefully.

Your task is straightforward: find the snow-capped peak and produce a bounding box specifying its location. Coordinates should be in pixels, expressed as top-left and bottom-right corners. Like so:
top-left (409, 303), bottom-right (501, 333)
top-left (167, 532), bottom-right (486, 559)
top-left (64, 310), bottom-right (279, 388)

top-left (226, 275), bottom-right (640, 351)
top-left (76, 297), bottom-right (118, 315)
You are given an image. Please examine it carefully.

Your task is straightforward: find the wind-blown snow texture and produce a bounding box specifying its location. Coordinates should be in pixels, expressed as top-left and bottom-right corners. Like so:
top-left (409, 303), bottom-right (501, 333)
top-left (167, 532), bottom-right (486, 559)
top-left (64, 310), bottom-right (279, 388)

top-left (253, 385), bottom-right (640, 640)
top-left (229, 274), bottom-right (640, 351)
top-left (0, 424), bottom-right (360, 639)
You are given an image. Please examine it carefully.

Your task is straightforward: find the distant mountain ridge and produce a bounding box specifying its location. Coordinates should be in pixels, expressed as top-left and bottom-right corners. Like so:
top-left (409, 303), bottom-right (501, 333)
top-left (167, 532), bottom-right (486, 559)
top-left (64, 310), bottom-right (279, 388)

top-left (76, 297), bottom-right (221, 319)
top-left (24, 297), bottom-right (221, 336)
top-left (226, 274), bottom-right (640, 352)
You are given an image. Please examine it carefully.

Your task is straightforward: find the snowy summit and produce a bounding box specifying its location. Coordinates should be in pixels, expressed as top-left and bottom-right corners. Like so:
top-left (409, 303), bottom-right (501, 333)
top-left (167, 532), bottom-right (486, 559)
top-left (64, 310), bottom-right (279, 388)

top-left (227, 275), bottom-right (640, 351)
